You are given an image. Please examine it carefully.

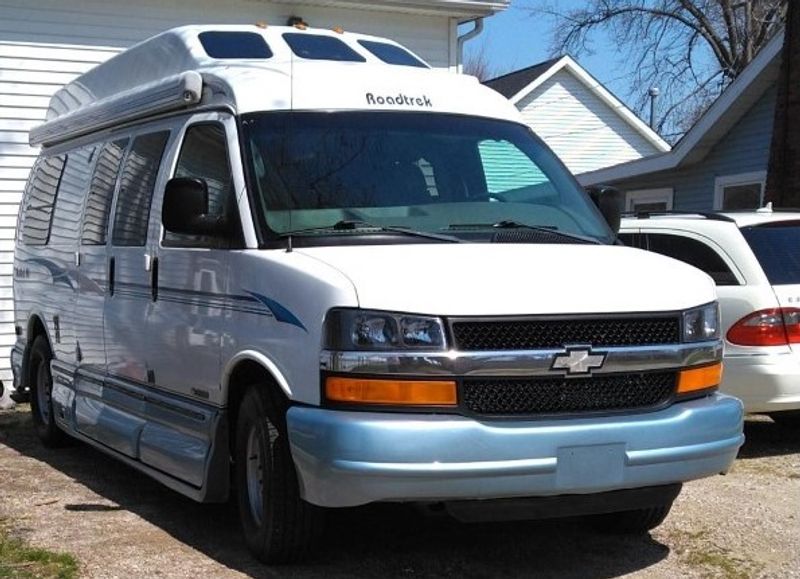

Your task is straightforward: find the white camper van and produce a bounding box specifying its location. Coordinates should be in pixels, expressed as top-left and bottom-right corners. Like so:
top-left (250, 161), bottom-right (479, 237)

top-left (12, 25), bottom-right (743, 563)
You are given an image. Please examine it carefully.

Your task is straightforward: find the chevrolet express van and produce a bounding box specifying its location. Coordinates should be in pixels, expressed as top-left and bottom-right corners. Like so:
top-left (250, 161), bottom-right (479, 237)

top-left (12, 25), bottom-right (744, 563)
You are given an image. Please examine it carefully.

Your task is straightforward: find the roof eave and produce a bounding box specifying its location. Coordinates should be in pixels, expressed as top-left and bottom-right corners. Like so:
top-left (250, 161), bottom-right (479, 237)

top-left (268, 0), bottom-right (510, 18)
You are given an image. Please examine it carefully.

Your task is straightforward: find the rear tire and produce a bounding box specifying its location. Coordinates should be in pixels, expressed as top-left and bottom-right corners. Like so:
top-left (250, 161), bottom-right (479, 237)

top-left (28, 335), bottom-right (70, 447)
top-left (590, 503), bottom-right (673, 535)
top-left (234, 386), bottom-right (324, 564)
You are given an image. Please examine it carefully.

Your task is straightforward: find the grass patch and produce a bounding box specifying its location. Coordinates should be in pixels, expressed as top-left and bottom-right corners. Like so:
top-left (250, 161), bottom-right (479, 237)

top-left (0, 521), bottom-right (78, 579)
top-left (684, 550), bottom-right (750, 579)
top-left (669, 529), bottom-right (760, 579)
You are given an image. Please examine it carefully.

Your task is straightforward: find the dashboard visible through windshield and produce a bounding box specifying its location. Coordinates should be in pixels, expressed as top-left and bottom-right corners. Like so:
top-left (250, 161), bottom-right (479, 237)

top-left (241, 112), bottom-right (614, 246)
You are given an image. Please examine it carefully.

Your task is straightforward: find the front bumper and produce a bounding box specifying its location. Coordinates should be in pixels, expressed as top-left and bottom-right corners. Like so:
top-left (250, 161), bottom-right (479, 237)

top-left (722, 352), bottom-right (800, 413)
top-left (288, 393), bottom-right (744, 508)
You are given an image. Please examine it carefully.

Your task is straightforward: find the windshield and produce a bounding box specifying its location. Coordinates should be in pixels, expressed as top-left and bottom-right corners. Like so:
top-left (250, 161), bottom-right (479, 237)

top-left (241, 112), bottom-right (614, 245)
top-left (741, 221), bottom-right (800, 285)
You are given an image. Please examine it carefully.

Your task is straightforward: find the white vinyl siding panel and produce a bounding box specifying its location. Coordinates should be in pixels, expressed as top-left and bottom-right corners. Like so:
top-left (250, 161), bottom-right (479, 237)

top-left (0, 0), bottom-right (456, 391)
top-left (517, 70), bottom-right (662, 175)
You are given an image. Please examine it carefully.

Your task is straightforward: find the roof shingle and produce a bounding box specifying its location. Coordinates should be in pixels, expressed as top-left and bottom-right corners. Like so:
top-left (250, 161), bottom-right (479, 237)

top-left (484, 57), bottom-right (562, 98)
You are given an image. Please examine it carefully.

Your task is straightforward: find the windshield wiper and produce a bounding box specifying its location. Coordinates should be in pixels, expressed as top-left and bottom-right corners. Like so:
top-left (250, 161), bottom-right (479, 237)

top-left (447, 220), bottom-right (602, 245)
top-left (280, 220), bottom-right (464, 244)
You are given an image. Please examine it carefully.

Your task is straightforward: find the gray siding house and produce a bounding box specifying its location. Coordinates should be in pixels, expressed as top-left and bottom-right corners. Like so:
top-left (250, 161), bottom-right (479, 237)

top-left (579, 31), bottom-right (783, 214)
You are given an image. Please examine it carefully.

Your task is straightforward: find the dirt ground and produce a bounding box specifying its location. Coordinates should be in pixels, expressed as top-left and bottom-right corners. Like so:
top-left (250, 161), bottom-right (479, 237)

top-left (0, 406), bottom-right (798, 579)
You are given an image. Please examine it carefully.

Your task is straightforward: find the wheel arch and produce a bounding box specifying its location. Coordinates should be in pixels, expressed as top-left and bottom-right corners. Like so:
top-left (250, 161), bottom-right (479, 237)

top-left (22, 313), bottom-right (52, 387)
top-left (222, 351), bottom-right (294, 451)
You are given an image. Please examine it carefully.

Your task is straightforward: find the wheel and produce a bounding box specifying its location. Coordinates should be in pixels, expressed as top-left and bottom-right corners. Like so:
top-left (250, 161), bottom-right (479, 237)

top-left (28, 335), bottom-right (70, 447)
top-left (234, 386), bottom-right (324, 564)
top-left (590, 503), bottom-right (673, 535)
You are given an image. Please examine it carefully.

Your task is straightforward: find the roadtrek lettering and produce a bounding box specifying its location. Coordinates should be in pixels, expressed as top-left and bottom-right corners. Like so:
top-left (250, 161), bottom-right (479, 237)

top-left (366, 92), bottom-right (433, 107)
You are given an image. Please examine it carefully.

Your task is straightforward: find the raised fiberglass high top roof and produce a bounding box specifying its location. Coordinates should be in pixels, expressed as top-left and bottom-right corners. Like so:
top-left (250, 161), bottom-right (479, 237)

top-left (31, 24), bottom-right (521, 147)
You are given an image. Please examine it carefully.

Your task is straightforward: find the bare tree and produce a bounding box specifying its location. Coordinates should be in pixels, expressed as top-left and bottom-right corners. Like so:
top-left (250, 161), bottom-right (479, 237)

top-left (463, 42), bottom-right (499, 82)
top-left (530, 0), bottom-right (787, 140)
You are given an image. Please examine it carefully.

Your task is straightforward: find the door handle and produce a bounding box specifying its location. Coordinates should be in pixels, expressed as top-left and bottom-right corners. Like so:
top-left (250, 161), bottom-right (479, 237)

top-left (151, 257), bottom-right (159, 302)
top-left (108, 257), bottom-right (116, 296)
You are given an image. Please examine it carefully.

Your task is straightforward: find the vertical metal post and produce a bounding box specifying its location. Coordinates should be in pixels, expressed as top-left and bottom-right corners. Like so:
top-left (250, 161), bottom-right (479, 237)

top-left (648, 87), bottom-right (660, 129)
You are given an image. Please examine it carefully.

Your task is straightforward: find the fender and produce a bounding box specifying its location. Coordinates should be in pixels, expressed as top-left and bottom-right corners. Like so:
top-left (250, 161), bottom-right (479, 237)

top-left (221, 349), bottom-right (293, 401)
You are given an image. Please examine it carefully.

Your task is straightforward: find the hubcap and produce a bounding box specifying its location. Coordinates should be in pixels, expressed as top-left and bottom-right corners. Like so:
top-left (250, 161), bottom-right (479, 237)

top-left (246, 424), bottom-right (265, 527)
top-left (35, 358), bottom-right (51, 423)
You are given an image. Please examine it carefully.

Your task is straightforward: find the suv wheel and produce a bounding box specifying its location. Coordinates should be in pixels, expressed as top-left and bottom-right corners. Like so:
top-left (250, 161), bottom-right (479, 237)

top-left (234, 386), bottom-right (324, 563)
top-left (28, 336), bottom-right (70, 447)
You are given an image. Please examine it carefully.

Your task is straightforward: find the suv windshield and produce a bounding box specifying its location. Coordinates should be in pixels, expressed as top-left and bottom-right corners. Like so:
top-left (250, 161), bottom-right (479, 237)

top-left (241, 112), bottom-right (614, 245)
top-left (741, 221), bottom-right (800, 285)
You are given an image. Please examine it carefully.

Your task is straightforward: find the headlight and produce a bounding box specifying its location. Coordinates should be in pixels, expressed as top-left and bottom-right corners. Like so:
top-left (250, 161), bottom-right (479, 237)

top-left (683, 302), bottom-right (720, 342)
top-left (325, 309), bottom-right (446, 351)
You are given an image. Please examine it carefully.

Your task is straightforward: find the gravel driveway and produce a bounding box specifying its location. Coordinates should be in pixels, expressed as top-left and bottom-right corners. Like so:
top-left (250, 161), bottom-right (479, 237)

top-left (1, 406), bottom-right (798, 578)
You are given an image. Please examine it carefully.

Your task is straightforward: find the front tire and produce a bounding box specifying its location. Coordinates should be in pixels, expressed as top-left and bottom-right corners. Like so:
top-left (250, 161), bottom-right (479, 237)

top-left (28, 335), bottom-right (70, 447)
top-left (590, 503), bottom-right (673, 535)
top-left (234, 386), bottom-right (323, 564)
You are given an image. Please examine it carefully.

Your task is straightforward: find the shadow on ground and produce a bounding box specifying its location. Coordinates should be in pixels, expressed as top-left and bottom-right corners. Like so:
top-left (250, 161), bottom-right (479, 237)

top-left (738, 415), bottom-right (800, 460)
top-left (0, 408), bottom-right (687, 578)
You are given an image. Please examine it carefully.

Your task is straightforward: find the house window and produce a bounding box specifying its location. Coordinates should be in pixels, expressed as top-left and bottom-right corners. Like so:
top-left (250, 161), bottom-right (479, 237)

top-left (625, 188), bottom-right (673, 213)
top-left (714, 171), bottom-right (766, 210)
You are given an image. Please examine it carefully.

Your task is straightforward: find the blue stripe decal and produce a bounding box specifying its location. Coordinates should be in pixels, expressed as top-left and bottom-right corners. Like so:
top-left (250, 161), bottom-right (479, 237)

top-left (245, 291), bottom-right (307, 332)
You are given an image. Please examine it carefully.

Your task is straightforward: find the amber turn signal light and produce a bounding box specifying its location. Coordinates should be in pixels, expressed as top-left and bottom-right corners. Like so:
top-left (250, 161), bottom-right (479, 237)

top-left (325, 377), bottom-right (457, 406)
top-left (677, 363), bottom-right (723, 394)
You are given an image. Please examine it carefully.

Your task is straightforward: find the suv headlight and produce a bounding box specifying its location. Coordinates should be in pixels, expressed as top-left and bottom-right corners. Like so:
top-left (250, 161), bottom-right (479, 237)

top-left (325, 309), bottom-right (446, 351)
top-left (683, 302), bottom-right (720, 342)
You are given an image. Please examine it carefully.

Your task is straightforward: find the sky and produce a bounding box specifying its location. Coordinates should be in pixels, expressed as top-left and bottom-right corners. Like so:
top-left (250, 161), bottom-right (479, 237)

top-left (462, 1), bottom-right (649, 114)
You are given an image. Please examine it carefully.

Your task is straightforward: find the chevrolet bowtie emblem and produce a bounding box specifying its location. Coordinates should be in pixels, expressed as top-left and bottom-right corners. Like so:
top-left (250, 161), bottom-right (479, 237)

top-left (551, 348), bottom-right (606, 375)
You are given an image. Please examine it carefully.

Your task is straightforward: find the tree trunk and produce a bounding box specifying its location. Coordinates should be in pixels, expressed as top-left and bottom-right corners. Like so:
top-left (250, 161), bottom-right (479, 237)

top-left (765, 1), bottom-right (800, 206)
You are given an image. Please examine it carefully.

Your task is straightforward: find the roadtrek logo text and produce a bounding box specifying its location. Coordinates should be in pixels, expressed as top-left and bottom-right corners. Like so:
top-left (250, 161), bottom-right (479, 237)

top-left (366, 93), bottom-right (433, 107)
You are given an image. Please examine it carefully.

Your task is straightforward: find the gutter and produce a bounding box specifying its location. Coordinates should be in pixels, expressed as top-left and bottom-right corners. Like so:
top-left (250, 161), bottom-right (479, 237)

top-left (457, 18), bottom-right (484, 69)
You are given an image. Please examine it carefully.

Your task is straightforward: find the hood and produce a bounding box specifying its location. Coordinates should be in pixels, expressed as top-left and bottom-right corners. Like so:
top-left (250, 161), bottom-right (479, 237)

top-left (296, 244), bottom-right (717, 316)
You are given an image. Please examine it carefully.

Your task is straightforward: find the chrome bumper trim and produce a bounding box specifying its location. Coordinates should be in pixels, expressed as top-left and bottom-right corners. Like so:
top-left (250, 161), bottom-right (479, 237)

top-left (320, 341), bottom-right (721, 377)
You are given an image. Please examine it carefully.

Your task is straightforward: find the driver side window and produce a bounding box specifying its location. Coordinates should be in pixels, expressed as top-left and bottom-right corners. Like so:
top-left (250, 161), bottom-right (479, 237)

top-left (165, 123), bottom-right (237, 248)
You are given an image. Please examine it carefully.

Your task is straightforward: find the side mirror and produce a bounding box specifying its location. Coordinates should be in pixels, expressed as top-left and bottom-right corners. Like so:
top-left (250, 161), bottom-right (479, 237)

top-left (163, 177), bottom-right (228, 236)
top-left (586, 185), bottom-right (623, 235)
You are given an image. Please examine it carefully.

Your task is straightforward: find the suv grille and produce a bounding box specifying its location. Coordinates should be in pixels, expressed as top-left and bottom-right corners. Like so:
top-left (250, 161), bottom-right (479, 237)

top-left (462, 372), bottom-right (676, 416)
top-left (451, 317), bottom-right (681, 351)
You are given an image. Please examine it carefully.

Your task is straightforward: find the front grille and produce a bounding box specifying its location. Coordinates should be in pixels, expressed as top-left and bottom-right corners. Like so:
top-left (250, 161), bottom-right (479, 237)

top-left (462, 372), bottom-right (676, 416)
top-left (451, 317), bottom-right (681, 351)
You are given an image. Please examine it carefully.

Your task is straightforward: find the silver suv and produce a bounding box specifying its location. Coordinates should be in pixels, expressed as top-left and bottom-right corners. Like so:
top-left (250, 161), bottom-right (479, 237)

top-left (620, 207), bottom-right (800, 421)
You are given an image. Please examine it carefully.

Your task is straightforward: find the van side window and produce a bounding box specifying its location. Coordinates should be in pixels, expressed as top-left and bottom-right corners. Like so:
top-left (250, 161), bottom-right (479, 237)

top-left (21, 155), bottom-right (66, 246)
top-left (51, 147), bottom-right (95, 246)
top-left (112, 132), bottom-right (169, 247)
top-left (83, 139), bottom-right (128, 245)
top-left (165, 124), bottom-right (235, 248)
top-left (645, 233), bottom-right (740, 286)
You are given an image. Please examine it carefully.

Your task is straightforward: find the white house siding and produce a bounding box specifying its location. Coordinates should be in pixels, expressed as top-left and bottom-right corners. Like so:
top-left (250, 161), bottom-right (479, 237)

top-left (608, 86), bottom-right (777, 212)
top-left (517, 70), bottom-right (662, 175)
top-left (0, 0), bottom-right (457, 394)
